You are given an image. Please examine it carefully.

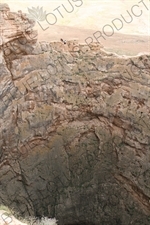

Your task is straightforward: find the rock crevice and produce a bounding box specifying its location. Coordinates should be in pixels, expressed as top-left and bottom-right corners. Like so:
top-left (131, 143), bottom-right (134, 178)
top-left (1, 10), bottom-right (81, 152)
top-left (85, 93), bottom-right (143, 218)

top-left (0, 4), bottom-right (150, 225)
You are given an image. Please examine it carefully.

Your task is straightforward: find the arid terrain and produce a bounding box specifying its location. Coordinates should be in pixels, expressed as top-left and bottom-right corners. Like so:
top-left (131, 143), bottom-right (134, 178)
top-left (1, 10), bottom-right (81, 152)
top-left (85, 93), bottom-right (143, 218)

top-left (38, 25), bottom-right (150, 56)
top-left (1, 0), bottom-right (150, 56)
top-left (0, 1), bottom-right (150, 225)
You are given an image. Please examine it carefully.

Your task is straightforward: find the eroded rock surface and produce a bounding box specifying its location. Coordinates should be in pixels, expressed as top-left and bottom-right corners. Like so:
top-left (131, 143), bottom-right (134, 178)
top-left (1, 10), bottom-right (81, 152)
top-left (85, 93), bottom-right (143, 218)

top-left (0, 4), bottom-right (150, 225)
top-left (0, 3), bottom-right (37, 68)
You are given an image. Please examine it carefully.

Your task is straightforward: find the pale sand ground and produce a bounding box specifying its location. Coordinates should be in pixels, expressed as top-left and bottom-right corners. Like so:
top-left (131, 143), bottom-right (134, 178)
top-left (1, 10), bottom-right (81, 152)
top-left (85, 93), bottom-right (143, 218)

top-left (0, 210), bottom-right (27, 225)
top-left (37, 25), bottom-right (150, 56)
top-left (1, 0), bottom-right (150, 55)
top-left (1, 0), bottom-right (150, 35)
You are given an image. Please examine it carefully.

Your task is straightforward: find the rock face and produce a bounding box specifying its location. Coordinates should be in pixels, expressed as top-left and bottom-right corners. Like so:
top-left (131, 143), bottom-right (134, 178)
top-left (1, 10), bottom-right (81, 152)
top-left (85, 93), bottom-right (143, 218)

top-left (0, 3), bottom-right (37, 67)
top-left (0, 4), bottom-right (150, 225)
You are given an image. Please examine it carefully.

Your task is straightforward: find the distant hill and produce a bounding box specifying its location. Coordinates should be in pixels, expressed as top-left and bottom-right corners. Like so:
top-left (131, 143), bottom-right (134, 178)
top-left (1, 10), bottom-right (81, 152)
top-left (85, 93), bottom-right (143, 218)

top-left (1, 0), bottom-right (150, 35)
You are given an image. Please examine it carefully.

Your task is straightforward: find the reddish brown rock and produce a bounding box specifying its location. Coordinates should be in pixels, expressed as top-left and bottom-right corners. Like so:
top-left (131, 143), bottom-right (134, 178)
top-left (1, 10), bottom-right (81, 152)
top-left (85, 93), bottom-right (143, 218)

top-left (0, 4), bottom-right (150, 225)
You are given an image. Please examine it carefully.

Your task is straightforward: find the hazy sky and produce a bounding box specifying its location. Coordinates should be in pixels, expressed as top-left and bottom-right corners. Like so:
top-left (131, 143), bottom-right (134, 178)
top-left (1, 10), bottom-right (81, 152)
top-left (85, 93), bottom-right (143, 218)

top-left (1, 0), bottom-right (150, 35)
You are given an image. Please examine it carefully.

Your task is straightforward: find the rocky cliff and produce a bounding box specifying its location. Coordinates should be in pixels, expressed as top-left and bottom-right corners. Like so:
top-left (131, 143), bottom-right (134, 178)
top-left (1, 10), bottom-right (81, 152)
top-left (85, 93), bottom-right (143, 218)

top-left (0, 4), bottom-right (150, 225)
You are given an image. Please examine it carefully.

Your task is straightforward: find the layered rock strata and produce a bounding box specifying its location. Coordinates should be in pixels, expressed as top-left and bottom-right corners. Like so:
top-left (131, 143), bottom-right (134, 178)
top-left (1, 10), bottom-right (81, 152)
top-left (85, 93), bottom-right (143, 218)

top-left (0, 4), bottom-right (150, 225)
